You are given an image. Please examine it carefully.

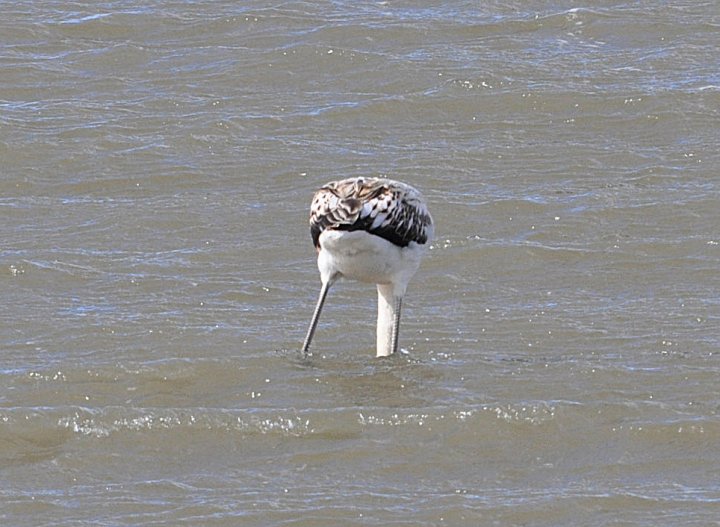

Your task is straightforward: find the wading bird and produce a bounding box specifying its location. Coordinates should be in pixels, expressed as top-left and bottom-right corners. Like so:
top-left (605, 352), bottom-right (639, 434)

top-left (301, 177), bottom-right (433, 357)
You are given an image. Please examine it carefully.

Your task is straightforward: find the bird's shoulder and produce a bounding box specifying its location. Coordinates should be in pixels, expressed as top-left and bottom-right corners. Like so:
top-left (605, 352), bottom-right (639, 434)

top-left (309, 177), bottom-right (432, 249)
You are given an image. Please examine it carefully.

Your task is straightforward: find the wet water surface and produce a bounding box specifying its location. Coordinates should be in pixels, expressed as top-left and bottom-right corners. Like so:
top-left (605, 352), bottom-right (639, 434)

top-left (2, 1), bottom-right (719, 525)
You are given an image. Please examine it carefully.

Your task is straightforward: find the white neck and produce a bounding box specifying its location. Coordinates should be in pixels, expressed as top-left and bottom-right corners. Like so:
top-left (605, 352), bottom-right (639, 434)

top-left (376, 284), bottom-right (400, 357)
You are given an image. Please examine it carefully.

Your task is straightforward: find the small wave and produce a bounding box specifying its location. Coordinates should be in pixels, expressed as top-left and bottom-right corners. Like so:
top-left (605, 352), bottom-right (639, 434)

top-left (357, 401), bottom-right (558, 428)
top-left (56, 406), bottom-right (313, 438)
top-left (58, 13), bottom-right (113, 25)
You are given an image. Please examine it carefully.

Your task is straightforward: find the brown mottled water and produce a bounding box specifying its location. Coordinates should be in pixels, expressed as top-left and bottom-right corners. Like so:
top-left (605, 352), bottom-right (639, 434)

top-left (2, 1), bottom-right (719, 525)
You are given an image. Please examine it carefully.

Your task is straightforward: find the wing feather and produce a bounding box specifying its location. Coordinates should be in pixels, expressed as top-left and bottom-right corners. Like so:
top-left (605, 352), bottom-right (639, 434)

top-left (309, 177), bottom-right (433, 249)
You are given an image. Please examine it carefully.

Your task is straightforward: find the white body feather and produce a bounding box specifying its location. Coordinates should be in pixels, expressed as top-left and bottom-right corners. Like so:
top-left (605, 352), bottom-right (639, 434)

top-left (302, 177), bottom-right (433, 357)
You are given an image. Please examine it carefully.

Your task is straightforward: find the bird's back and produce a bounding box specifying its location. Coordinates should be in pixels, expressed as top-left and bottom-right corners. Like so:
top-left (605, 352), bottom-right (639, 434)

top-left (309, 177), bottom-right (433, 250)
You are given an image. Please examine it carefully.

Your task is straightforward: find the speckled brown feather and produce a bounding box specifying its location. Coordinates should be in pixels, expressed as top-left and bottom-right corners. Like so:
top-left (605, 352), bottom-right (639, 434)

top-left (309, 177), bottom-right (433, 249)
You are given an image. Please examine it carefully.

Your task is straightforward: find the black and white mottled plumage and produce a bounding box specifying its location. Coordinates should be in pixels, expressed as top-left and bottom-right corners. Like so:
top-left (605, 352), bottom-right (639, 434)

top-left (302, 177), bottom-right (434, 358)
top-left (309, 177), bottom-right (433, 250)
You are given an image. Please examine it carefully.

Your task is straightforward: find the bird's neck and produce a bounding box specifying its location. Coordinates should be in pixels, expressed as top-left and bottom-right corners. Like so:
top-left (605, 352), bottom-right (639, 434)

top-left (376, 284), bottom-right (399, 357)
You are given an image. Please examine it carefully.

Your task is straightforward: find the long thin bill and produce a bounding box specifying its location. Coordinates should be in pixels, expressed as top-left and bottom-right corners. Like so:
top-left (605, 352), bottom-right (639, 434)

top-left (301, 281), bottom-right (331, 355)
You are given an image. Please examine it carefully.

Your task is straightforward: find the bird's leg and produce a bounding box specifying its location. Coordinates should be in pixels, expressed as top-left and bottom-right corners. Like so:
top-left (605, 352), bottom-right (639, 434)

top-left (301, 280), bottom-right (331, 355)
